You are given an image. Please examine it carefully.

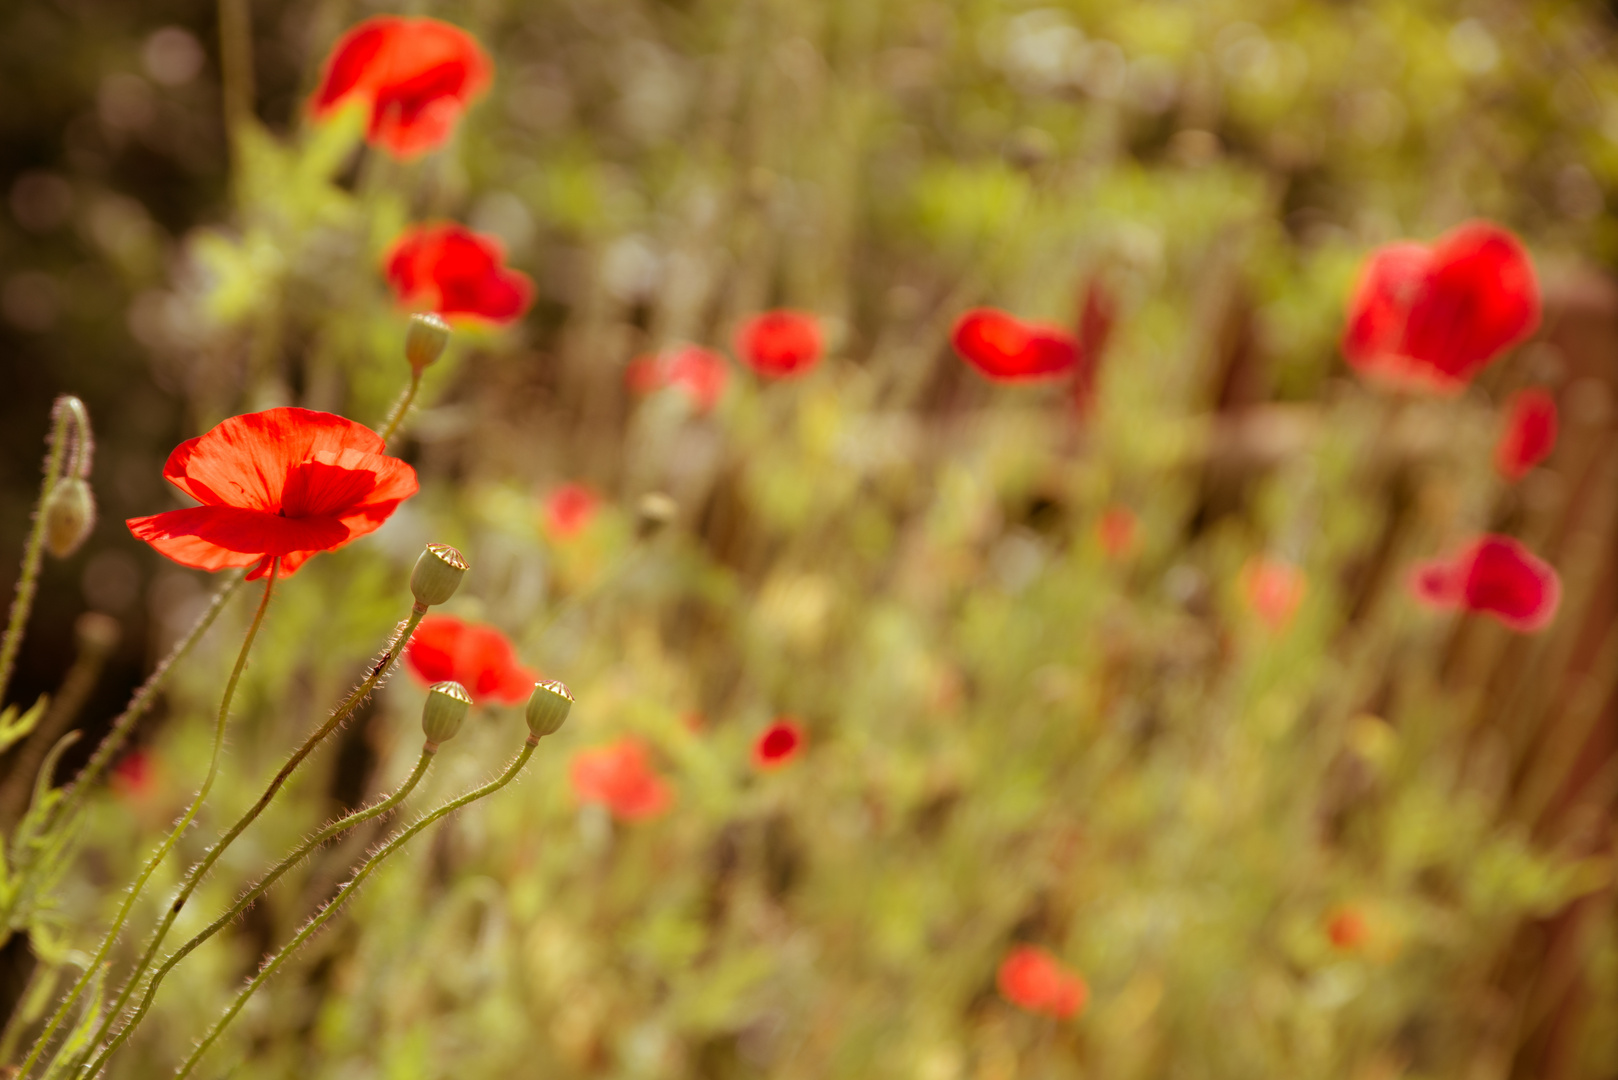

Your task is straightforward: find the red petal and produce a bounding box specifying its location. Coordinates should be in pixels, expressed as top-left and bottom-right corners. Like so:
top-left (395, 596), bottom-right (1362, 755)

top-left (128, 506), bottom-right (350, 570)
top-left (1459, 535), bottom-right (1561, 632)
top-left (310, 17), bottom-right (400, 114)
top-left (752, 720), bottom-right (805, 769)
top-left (952, 308), bottom-right (1079, 382)
top-left (163, 408), bottom-right (386, 512)
top-left (383, 224), bottom-right (533, 324)
top-left (1341, 243), bottom-right (1433, 387)
top-left (1404, 222), bottom-right (1540, 384)
top-left (1494, 387), bottom-right (1559, 480)
top-left (735, 310), bottom-right (823, 379)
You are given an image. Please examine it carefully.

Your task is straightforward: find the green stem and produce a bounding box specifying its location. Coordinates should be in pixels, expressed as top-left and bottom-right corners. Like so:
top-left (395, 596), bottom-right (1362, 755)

top-left (378, 372), bottom-right (422, 446)
top-left (0, 401), bottom-right (74, 706)
top-left (83, 601), bottom-right (430, 1061)
top-left (175, 737), bottom-right (541, 1079)
top-left (84, 747), bottom-right (438, 1075)
top-left (19, 562), bottom-right (279, 1079)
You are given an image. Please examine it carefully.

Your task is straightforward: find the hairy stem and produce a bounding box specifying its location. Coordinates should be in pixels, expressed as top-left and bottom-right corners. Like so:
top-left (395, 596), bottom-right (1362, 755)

top-left (0, 400), bottom-right (74, 706)
top-left (379, 371), bottom-right (422, 446)
top-left (175, 736), bottom-right (540, 1079)
top-left (19, 563), bottom-right (279, 1078)
top-left (85, 747), bottom-right (438, 1075)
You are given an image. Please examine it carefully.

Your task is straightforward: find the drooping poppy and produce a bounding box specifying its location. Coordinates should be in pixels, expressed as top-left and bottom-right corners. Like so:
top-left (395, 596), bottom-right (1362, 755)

top-left (126, 408), bottom-right (418, 581)
top-left (952, 308), bottom-right (1081, 383)
top-left (1095, 506), bottom-right (1138, 560)
top-left (1494, 387), bottom-right (1559, 480)
top-left (752, 718), bottom-right (805, 770)
top-left (309, 16), bottom-right (492, 158)
top-left (404, 614), bottom-right (538, 704)
top-left (544, 483), bottom-right (599, 538)
top-left (384, 223), bottom-right (533, 324)
top-left (1239, 557), bottom-right (1307, 631)
top-left (626, 345), bottom-right (730, 413)
top-left (1409, 534), bottom-right (1561, 632)
top-left (735, 310), bottom-right (823, 378)
top-left (996, 946), bottom-right (1088, 1020)
top-left (1341, 221), bottom-right (1540, 393)
top-left (570, 739), bottom-right (675, 821)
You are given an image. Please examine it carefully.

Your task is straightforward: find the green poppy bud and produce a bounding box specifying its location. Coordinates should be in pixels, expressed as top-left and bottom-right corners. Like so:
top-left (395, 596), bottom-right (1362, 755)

top-left (43, 477), bottom-right (95, 558)
top-left (422, 681), bottom-right (472, 746)
top-left (411, 543), bottom-right (468, 607)
top-left (405, 313), bottom-right (451, 374)
top-left (525, 679), bottom-right (573, 739)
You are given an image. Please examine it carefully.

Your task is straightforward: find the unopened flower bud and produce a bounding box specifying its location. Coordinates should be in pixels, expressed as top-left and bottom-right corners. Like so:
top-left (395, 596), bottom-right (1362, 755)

top-left (525, 679), bottom-right (573, 739)
top-left (405, 313), bottom-right (451, 374)
top-left (43, 477), bottom-right (95, 558)
top-left (422, 681), bottom-right (472, 746)
top-left (411, 543), bottom-right (468, 607)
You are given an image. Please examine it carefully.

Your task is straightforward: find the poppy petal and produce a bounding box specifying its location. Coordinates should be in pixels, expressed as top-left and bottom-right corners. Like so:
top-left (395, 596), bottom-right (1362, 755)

top-left (952, 308), bottom-right (1080, 382)
top-left (128, 506), bottom-right (350, 570)
top-left (1494, 388), bottom-right (1558, 480)
top-left (735, 310), bottom-right (823, 378)
top-left (164, 408), bottom-right (386, 512)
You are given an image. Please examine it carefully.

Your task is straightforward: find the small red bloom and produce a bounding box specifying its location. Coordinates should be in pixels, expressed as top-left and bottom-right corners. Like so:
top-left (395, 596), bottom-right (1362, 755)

top-left (1342, 221), bottom-right (1540, 393)
top-left (1327, 907), bottom-right (1369, 951)
top-left (111, 749), bottom-right (154, 801)
top-left (405, 614), bottom-right (537, 704)
top-left (545, 483), bottom-right (599, 538)
top-left (952, 308), bottom-right (1080, 383)
top-left (996, 946), bottom-right (1088, 1020)
top-left (1096, 506), bottom-right (1138, 560)
top-left (1240, 557), bottom-right (1307, 631)
top-left (752, 718), bottom-right (805, 770)
top-left (626, 345), bottom-right (730, 412)
top-left (1409, 535), bottom-right (1560, 633)
top-left (570, 739), bottom-right (675, 821)
top-left (385, 224), bottom-right (533, 324)
top-left (310, 16), bottom-right (492, 158)
top-left (126, 408), bottom-right (418, 581)
top-left (735, 310), bottom-right (823, 379)
top-left (1494, 388), bottom-right (1558, 480)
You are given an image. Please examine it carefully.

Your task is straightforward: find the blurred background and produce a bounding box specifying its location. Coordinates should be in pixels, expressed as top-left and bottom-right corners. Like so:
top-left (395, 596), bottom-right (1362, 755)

top-left (0, 0), bottom-right (1616, 1076)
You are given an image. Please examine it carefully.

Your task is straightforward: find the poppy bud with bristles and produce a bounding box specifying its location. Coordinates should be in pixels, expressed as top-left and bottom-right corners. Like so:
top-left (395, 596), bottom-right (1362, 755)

top-left (405, 313), bottom-right (451, 375)
top-left (411, 543), bottom-right (468, 607)
top-left (422, 681), bottom-right (472, 747)
top-left (525, 679), bottom-right (573, 739)
top-left (43, 477), bottom-right (95, 558)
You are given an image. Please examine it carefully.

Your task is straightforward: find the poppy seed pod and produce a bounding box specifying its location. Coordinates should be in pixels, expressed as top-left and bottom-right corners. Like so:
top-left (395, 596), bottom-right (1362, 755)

top-left (405, 312), bottom-right (451, 374)
top-left (411, 543), bottom-right (468, 607)
top-left (525, 679), bottom-right (573, 738)
top-left (43, 477), bottom-right (95, 558)
top-left (421, 680), bottom-right (472, 746)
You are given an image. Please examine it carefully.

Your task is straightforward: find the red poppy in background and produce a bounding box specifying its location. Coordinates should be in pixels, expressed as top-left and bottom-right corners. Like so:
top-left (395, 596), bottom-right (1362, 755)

top-left (570, 739), bottom-right (675, 821)
top-left (626, 345), bottom-right (730, 413)
top-left (1240, 557), bottom-right (1307, 631)
top-left (111, 749), bottom-right (155, 801)
top-left (752, 718), bottom-right (805, 770)
top-left (1327, 907), bottom-right (1369, 951)
top-left (735, 310), bottom-right (823, 378)
top-left (127, 408), bottom-right (418, 581)
top-left (1494, 387), bottom-right (1559, 480)
top-left (1410, 534), bottom-right (1561, 632)
top-left (1096, 506), bottom-right (1138, 560)
top-left (545, 483), bottom-right (599, 538)
top-left (405, 614), bottom-right (537, 704)
top-left (1342, 221), bottom-right (1540, 393)
top-left (385, 224), bottom-right (533, 324)
top-left (997, 946), bottom-right (1088, 1020)
top-left (310, 16), bottom-right (492, 158)
top-left (952, 308), bottom-right (1081, 383)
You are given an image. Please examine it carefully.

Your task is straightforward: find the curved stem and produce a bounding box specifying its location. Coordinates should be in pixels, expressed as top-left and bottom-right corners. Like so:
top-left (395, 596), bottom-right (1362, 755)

top-left (86, 602), bottom-right (430, 1058)
top-left (84, 747), bottom-right (438, 1075)
top-left (19, 563), bottom-right (279, 1078)
top-left (0, 401), bottom-right (73, 705)
top-left (175, 737), bottom-right (540, 1079)
top-left (379, 372), bottom-right (422, 446)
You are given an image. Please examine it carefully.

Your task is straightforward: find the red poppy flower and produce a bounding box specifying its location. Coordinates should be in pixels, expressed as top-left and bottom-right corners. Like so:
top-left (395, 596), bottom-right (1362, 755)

top-left (309, 16), bottom-right (492, 158)
top-left (126, 408), bottom-right (418, 581)
top-left (111, 749), bottom-right (155, 801)
top-left (1096, 506), bottom-right (1138, 560)
top-left (404, 614), bottom-right (537, 704)
top-left (735, 310), bottom-right (823, 378)
top-left (1342, 221), bottom-right (1540, 393)
top-left (1409, 535), bottom-right (1560, 632)
top-left (952, 308), bottom-right (1081, 383)
top-left (752, 718), bottom-right (805, 770)
top-left (1494, 388), bottom-right (1558, 480)
top-left (384, 224), bottom-right (533, 324)
top-left (1327, 907), bottom-right (1369, 951)
top-left (570, 739), bottom-right (674, 821)
top-left (626, 345), bottom-right (730, 413)
top-left (544, 483), bottom-right (599, 538)
top-left (1240, 557), bottom-right (1307, 631)
top-left (996, 946), bottom-right (1088, 1020)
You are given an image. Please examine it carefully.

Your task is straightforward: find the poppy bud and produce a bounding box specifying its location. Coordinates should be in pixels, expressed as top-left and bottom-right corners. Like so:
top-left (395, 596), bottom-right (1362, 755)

top-left (43, 477), bottom-right (95, 558)
top-left (525, 679), bottom-right (573, 739)
top-left (421, 680), bottom-right (472, 747)
top-left (405, 312), bottom-right (452, 374)
top-left (410, 543), bottom-right (468, 607)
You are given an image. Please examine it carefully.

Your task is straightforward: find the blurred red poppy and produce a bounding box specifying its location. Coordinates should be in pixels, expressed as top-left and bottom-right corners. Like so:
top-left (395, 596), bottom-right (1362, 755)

top-left (1494, 387), bottom-right (1558, 480)
top-left (570, 739), bottom-right (675, 821)
top-left (111, 749), bottom-right (154, 801)
top-left (626, 345), bottom-right (730, 412)
top-left (1409, 535), bottom-right (1561, 632)
top-left (405, 614), bottom-right (537, 704)
top-left (1240, 557), bottom-right (1307, 631)
top-left (385, 224), bottom-right (533, 324)
top-left (126, 408), bottom-right (418, 581)
top-left (310, 16), bottom-right (492, 158)
top-left (752, 718), bottom-right (805, 770)
top-left (1342, 221), bottom-right (1540, 393)
top-left (735, 310), bottom-right (823, 378)
top-left (545, 483), bottom-right (599, 538)
top-left (996, 946), bottom-right (1087, 1020)
top-left (1096, 506), bottom-right (1138, 560)
top-left (952, 308), bottom-right (1081, 383)
top-left (1327, 907), bottom-right (1369, 951)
